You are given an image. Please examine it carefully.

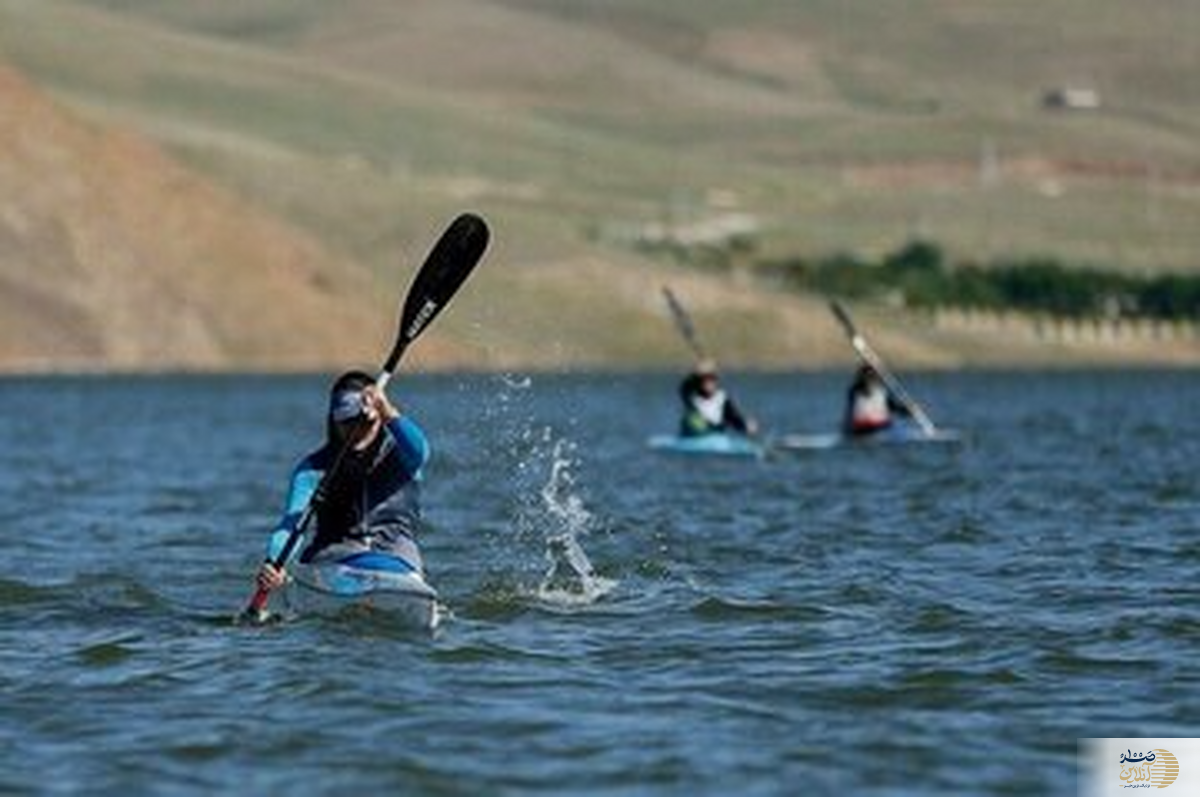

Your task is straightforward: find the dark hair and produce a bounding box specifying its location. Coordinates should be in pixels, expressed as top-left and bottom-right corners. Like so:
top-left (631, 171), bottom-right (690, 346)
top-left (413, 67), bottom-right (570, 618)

top-left (326, 370), bottom-right (376, 445)
top-left (852, 364), bottom-right (881, 391)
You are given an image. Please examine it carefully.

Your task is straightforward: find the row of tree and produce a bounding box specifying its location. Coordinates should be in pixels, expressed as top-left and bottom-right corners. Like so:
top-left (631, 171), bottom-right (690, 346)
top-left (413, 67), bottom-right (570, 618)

top-left (760, 241), bottom-right (1200, 321)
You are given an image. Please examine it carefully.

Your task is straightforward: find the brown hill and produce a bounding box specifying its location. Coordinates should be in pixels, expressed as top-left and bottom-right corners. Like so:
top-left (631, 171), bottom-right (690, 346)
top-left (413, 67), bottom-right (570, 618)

top-left (0, 62), bottom-right (446, 372)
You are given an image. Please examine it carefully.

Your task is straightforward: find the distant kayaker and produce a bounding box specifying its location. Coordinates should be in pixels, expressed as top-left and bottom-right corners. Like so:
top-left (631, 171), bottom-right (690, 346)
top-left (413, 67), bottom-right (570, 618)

top-left (255, 370), bottom-right (430, 595)
top-left (679, 359), bottom-right (757, 438)
top-left (842, 364), bottom-right (911, 437)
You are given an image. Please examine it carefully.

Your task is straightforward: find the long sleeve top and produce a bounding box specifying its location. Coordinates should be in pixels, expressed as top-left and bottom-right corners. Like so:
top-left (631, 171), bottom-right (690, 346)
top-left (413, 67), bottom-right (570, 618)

top-left (264, 415), bottom-right (430, 564)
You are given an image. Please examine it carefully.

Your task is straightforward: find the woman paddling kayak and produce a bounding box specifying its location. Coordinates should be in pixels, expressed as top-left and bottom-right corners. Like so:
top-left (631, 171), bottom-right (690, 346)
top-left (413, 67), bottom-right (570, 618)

top-left (842, 364), bottom-right (913, 438)
top-left (255, 370), bottom-right (430, 597)
top-left (678, 359), bottom-right (758, 438)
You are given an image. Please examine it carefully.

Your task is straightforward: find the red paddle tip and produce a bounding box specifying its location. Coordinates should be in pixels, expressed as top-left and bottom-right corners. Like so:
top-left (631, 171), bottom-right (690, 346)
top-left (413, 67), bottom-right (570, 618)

top-left (247, 587), bottom-right (269, 613)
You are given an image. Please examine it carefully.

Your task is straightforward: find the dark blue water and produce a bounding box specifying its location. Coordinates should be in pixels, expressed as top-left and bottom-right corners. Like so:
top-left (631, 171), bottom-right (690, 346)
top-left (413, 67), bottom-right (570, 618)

top-left (1, 371), bottom-right (1197, 794)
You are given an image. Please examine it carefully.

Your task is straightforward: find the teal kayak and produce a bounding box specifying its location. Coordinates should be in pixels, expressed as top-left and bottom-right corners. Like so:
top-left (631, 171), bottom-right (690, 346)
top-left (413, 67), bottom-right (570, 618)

top-left (647, 432), bottom-right (765, 458)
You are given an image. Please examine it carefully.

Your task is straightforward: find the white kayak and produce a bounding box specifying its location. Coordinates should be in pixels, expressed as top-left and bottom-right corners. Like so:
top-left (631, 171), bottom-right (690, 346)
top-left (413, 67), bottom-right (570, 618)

top-left (776, 423), bottom-right (962, 451)
top-left (647, 432), bottom-right (765, 458)
top-left (291, 550), bottom-right (440, 630)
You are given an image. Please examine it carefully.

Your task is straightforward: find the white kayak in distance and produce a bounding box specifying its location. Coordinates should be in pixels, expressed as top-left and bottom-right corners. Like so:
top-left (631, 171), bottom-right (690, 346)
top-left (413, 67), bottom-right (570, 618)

top-left (647, 432), bottom-right (766, 458)
top-left (776, 422), bottom-right (962, 452)
top-left (291, 549), bottom-right (440, 630)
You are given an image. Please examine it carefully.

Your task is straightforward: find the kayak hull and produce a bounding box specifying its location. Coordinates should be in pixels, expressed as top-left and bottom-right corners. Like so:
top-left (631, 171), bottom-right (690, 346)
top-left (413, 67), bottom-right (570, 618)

top-left (291, 550), bottom-right (439, 630)
top-left (777, 423), bottom-right (962, 451)
top-left (647, 432), bottom-right (765, 458)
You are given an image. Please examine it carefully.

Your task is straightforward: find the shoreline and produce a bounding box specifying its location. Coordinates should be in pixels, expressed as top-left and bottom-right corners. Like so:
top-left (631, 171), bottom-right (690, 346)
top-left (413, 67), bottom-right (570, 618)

top-left (0, 358), bottom-right (1196, 379)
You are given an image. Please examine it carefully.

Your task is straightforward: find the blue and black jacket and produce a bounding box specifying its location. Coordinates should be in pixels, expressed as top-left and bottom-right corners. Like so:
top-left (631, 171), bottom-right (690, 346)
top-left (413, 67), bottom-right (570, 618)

top-left (265, 415), bottom-right (430, 565)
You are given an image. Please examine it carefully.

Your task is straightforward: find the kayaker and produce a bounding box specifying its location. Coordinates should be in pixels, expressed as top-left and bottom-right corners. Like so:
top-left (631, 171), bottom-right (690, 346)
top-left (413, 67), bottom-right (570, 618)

top-left (842, 364), bottom-right (911, 437)
top-left (678, 359), bottom-right (757, 438)
top-left (255, 370), bottom-right (430, 595)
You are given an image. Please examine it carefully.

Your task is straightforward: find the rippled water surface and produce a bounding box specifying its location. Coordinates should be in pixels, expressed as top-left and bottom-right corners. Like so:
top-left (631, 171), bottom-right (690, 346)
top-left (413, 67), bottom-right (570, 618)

top-left (1, 371), bottom-right (1197, 795)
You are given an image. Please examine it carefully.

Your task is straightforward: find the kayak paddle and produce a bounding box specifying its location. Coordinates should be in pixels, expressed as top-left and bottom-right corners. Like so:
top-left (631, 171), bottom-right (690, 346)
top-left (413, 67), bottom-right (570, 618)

top-left (829, 300), bottom-right (938, 436)
top-left (241, 212), bottom-right (490, 623)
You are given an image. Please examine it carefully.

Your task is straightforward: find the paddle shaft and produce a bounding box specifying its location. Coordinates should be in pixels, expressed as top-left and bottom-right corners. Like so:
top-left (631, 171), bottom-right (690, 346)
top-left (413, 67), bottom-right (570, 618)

top-left (830, 301), bottom-right (937, 436)
top-left (244, 213), bottom-right (489, 619)
top-left (661, 286), bottom-right (708, 361)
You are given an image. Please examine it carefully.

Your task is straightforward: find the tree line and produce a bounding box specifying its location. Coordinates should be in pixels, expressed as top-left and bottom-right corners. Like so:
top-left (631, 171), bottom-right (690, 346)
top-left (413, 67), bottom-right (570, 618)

top-left (760, 241), bottom-right (1200, 321)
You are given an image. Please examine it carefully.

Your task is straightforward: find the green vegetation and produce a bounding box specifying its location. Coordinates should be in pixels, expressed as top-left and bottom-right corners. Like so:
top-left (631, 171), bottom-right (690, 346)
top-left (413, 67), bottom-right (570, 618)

top-left (762, 241), bottom-right (1200, 321)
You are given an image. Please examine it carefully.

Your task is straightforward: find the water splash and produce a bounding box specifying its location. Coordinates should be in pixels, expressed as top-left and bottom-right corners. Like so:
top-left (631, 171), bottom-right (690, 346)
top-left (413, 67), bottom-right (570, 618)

top-left (470, 374), bottom-right (616, 610)
top-left (498, 373), bottom-right (533, 391)
top-left (533, 441), bottom-right (618, 607)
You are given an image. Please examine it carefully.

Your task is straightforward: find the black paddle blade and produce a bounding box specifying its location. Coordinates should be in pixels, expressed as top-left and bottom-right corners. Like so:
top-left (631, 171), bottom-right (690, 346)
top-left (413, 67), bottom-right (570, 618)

top-left (662, 285), bottom-right (705, 360)
top-left (385, 213), bottom-right (490, 374)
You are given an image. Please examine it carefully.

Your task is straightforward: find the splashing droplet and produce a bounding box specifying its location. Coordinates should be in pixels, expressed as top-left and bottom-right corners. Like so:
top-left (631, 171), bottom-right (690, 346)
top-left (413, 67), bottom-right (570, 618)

top-left (534, 440), bottom-right (617, 607)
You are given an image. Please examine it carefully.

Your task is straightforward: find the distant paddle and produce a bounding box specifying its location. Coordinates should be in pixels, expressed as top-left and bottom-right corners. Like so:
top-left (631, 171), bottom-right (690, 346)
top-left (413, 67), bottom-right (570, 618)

top-left (241, 212), bottom-right (490, 623)
top-left (829, 300), bottom-right (938, 436)
top-left (662, 286), bottom-right (708, 361)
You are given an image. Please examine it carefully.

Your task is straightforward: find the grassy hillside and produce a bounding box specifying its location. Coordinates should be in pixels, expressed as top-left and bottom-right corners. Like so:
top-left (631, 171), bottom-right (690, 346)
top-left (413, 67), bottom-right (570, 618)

top-left (0, 62), bottom-right (424, 371)
top-left (0, 0), bottom-right (1195, 370)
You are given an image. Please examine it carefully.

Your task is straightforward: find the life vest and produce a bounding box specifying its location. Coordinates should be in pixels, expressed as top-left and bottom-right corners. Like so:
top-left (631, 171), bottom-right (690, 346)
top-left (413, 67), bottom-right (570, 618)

top-left (849, 383), bottom-right (892, 433)
top-left (302, 433), bottom-right (423, 562)
top-left (690, 389), bottom-right (728, 428)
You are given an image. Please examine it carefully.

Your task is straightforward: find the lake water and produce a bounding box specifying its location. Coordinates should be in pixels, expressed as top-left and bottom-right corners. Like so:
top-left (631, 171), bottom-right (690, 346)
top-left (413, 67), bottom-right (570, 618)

top-left (0, 371), bottom-right (1196, 795)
